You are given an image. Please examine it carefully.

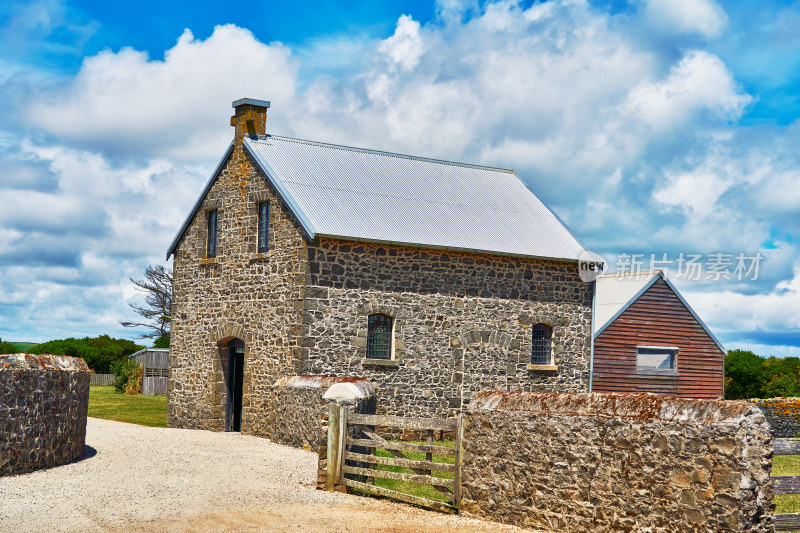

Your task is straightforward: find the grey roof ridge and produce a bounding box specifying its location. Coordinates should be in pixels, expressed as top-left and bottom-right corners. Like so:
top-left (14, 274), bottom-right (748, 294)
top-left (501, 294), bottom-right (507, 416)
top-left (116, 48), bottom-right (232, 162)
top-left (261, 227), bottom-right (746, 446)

top-left (254, 134), bottom-right (516, 174)
top-left (593, 271), bottom-right (726, 353)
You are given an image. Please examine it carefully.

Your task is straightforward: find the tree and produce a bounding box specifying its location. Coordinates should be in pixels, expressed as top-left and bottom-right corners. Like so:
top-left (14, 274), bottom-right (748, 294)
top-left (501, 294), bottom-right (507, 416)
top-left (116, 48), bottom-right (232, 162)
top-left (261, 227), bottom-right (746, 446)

top-left (0, 338), bottom-right (21, 354)
top-left (30, 335), bottom-right (144, 373)
top-left (724, 349), bottom-right (765, 399)
top-left (120, 264), bottom-right (173, 339)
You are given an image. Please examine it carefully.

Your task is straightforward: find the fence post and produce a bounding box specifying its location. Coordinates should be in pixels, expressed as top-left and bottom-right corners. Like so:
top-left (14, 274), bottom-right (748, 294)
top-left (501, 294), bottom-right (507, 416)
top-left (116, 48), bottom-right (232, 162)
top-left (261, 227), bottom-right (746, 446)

top-left (326, 403), bottom-right (348, 491)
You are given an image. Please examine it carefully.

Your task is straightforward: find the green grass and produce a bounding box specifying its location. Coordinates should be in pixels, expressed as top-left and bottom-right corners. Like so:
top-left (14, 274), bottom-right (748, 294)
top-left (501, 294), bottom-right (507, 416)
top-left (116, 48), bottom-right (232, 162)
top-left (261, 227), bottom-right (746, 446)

top-left (774, 453), bottom-right (800, 524)
top-left (88, 386), bottom-right (167, 427)
top-left (11, 342), bottom-right (38, 351)
top-left (368, 439), bottom-right (456, 505)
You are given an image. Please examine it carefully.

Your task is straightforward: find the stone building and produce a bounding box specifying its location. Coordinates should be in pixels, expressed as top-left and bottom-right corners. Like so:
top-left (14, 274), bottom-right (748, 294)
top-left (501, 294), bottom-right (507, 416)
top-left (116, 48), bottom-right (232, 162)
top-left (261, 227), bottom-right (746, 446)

top-left (166, 98), bottom-right (593, 435)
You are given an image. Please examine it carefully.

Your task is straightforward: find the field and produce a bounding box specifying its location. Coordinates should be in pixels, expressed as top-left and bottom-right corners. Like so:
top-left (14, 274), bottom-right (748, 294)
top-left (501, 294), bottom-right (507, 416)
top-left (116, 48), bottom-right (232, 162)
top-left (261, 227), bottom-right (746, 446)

top-left (88, 386), bottom-right (167, 427)
top-left (11, 342), bottom-right (38, 351)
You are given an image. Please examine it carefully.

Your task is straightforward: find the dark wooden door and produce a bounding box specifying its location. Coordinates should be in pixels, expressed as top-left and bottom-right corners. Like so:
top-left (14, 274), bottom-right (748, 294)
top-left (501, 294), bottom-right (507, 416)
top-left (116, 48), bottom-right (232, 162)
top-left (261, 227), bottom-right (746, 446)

top-left (227, 341), bottom-right (245, 432)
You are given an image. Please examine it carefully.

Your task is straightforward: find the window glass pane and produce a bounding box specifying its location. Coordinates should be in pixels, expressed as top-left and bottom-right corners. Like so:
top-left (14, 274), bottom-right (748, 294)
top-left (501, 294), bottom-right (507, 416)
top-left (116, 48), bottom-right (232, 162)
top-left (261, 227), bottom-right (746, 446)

top-left (207, 210), bottom-right (217, 258)
top-left (531, 323), bottom-right (552, 364)
top-left (636, 347), bottom-right (676, 371)
top-left (257, 202), bottom-right (270, 253)
top-left (367, 314), bottom-right (392, 359)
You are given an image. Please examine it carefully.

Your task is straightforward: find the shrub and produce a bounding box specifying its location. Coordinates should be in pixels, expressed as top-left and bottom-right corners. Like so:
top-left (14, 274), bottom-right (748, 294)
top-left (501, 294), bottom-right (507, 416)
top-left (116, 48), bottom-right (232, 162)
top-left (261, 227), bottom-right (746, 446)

top-left (153, 334), bottom-right (170, 348)
top-left (0, 338), bottom-right (21, 354)
top-left (111, 359), bottom-right (143, 394)
top-left (125, 365), bottom-right (143, 395)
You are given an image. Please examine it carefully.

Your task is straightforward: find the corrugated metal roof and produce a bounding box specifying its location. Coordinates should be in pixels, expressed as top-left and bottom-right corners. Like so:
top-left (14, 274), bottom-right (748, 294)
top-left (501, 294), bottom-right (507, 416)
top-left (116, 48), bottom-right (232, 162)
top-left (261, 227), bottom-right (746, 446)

top-left (242, 135), bottom-right (586, 261)
top-left (593, 270), bottom-right (725, 353)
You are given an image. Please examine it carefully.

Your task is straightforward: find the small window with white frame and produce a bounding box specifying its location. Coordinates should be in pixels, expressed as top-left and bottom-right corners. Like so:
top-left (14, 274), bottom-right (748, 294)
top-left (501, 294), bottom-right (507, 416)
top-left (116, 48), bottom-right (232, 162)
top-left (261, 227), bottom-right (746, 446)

top-left (636, 346), bottom-right (678, 374)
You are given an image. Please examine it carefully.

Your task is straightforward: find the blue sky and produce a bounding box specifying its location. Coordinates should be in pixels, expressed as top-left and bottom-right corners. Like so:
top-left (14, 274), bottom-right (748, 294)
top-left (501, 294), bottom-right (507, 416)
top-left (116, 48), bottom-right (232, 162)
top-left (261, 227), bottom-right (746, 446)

top-left (0, 0), bottom-right (798, 357)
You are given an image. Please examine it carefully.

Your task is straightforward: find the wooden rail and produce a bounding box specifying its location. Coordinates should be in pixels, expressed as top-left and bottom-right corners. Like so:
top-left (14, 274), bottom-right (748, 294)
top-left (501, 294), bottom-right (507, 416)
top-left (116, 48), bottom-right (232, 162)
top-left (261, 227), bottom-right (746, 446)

top-left (325, 404), bottom-right (462, 514)
top-left (774, 438), bottom-right (800, 531)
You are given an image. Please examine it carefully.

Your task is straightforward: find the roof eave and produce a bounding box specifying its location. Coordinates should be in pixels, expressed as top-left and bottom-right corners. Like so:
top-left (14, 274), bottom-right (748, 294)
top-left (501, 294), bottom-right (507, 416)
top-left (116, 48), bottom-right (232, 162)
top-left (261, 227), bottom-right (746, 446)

top-left (166, 142), bottom-right (235, 260)
top-left (312, 233), bottom-right (581, 263)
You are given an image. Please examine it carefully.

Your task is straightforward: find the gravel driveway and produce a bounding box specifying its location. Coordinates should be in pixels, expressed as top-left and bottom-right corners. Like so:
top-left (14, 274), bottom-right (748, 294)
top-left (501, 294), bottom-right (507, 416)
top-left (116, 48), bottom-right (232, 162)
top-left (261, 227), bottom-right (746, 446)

top-left (1, 418), bottom-right (536, 532)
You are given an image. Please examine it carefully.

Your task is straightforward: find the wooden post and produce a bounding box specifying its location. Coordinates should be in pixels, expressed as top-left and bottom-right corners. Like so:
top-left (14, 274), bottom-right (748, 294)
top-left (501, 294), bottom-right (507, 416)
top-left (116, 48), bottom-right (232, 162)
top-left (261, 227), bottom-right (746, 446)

top-left (425, 429), bottom-right (433, 477)
top-left (338, 406), bottom-right (349, 485)
top-left (454, 413), bottom-right (464, 511)
top-left (326, 403), bottom-right (342, 491)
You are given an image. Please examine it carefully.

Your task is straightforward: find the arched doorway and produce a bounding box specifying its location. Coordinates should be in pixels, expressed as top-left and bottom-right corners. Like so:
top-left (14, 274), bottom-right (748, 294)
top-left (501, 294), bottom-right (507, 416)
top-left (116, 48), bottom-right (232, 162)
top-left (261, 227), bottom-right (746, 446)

top-left (226, 338), bottom-right (245, 432)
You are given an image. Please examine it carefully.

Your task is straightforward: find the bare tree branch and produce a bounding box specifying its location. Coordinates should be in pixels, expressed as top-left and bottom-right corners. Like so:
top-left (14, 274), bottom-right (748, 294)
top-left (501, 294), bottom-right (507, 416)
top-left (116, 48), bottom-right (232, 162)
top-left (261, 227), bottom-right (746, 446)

top-left (120, 264), bottom-right (172, 339)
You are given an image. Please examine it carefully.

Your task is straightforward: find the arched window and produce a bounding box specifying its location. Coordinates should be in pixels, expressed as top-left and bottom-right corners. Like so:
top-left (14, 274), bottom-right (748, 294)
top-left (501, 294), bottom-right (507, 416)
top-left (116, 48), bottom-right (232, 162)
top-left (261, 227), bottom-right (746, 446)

top-left (531, 323), bottom-right (553, 364)
top-left (367, 314), bottom-right (393, 359)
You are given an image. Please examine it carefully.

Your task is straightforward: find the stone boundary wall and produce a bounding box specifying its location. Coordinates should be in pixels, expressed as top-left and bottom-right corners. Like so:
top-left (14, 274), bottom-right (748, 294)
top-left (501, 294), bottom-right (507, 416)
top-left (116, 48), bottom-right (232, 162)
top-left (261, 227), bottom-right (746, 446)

top-left (461, 391), bottom-right (773, 533)
top-left (1, 354), bottom-right (90, 476)
top-left (261, 375), bottom-right (375, 450)
top-left (750, 397), bottom-right (800, 438)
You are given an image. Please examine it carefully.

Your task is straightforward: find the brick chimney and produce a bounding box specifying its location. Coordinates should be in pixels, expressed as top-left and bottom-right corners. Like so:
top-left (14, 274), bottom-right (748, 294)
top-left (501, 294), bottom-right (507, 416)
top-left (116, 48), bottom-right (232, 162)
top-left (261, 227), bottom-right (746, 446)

top-left (231, 98), bottom-right (270, 144)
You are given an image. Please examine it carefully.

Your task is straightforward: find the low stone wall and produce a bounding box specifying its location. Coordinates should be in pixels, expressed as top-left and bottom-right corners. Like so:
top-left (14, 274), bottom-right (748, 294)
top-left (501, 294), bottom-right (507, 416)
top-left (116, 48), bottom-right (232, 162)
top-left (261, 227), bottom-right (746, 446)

top-left (262, 375), bottom-right (375, 450)
top-left (461, 391), bottom-right (773, 532)
top-left (1, 354), bottom-right (90, 476)
top-left (751, 397), bottom-right (800, 437)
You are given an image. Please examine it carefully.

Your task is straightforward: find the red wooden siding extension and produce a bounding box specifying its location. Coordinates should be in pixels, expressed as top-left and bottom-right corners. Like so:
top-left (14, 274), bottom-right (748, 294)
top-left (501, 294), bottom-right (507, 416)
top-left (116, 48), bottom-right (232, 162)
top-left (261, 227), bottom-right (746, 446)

top-left (593, 278), bottom-right (724, 400)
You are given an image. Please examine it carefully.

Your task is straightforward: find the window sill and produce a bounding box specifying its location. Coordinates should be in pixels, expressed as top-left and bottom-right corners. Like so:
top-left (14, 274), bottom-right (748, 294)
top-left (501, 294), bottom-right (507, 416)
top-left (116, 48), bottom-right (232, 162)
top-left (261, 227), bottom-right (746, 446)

top-left (636, 370), bottom-right (679, 377)
top-left (361, 358), bottom-right (399, 368)
top-left (528, 364), bottom-right (558, 372)
top-left (200, 258), bottom-right (218, 265)
top-left (248, 253), bottom-right (270, 262)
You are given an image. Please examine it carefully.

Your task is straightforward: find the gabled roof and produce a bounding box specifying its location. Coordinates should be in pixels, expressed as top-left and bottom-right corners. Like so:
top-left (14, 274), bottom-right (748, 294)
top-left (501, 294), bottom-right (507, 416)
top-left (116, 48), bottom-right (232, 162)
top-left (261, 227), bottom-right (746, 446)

top-left (167, 135), bottom-right (587, 262)
top-left (593, 270), bottom-right (725, 352)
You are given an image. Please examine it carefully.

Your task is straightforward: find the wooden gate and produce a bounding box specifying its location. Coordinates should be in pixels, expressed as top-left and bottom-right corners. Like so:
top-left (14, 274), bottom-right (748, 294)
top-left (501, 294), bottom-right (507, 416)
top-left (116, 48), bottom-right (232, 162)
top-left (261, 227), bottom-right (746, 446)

top-left (325, 404), bottom-right (462, 513)
top-left (774, 438), bottom-right (800, 530)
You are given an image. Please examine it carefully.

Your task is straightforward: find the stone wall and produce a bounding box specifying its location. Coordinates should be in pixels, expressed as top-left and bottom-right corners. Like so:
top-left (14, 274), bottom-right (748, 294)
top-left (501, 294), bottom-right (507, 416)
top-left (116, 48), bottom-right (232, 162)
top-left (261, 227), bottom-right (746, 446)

top-left (262, 375), bottom-right (375, 449)
top-left (751, 397), bottom-right (800, 437)
top-left (1, 354), bottom-right (90, 476)
top-left (302, 238), bottom-right (592, 419)
top-left (460, 391), bottom-right (774, 533)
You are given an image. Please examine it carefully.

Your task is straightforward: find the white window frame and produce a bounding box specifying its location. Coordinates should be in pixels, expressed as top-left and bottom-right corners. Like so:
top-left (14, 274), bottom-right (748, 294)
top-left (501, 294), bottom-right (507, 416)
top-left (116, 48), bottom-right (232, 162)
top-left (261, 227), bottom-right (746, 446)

top-left (636, 345), bottom-right (679, 375)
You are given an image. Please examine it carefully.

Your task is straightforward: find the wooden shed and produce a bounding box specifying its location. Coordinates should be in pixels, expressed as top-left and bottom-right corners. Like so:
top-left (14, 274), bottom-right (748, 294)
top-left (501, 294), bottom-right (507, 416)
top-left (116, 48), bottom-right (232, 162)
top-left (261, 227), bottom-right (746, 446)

top-left (592, 271), bottom-right (724, 399)
top-left (129, 348), bottom-right (169, 396)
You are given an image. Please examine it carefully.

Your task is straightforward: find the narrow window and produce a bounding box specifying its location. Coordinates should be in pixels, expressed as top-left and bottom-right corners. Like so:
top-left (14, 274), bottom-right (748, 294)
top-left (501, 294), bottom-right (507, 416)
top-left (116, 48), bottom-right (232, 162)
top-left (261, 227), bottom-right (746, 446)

top-left (207, 210), bottom-right (218, 258)
top-left (257, 201), bottom-right (270, 253)
top-left (531, 323), bottom-right (553, 364)
top-left (636, 346), bottom-right (678, 374)
top-left (366, 314), bottom-right (393, 359)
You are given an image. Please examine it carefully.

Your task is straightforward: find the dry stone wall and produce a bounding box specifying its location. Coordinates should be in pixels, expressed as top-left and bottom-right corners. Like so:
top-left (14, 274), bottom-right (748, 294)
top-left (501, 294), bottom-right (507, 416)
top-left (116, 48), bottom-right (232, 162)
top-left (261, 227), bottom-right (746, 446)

top-left (263, 375), bottom-right (375, 449)
top-left (302, 238), bottom-right (592, 419)
top-left (1, 354), bottom-right (90, 476)
top-left (751, 397), bottom-right (800, 437)
top-left (461, 391), bottom-right (774, 533)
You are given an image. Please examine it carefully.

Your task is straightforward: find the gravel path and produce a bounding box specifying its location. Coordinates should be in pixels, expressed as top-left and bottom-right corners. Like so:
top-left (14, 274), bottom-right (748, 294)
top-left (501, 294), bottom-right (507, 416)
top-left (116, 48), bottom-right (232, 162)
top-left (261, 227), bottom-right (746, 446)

top-left (1, 418), bottom-right (537, 532)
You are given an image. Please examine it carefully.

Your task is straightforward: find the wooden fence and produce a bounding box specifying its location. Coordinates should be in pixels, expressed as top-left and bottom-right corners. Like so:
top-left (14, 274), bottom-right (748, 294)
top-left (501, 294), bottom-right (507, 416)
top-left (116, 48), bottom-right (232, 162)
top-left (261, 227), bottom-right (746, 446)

top-left (90, 373), bottom-right (115, 386)
top-left (325, 404), bottom-right (462, 513)
top-left (775, 438), bottom-right (800, 530)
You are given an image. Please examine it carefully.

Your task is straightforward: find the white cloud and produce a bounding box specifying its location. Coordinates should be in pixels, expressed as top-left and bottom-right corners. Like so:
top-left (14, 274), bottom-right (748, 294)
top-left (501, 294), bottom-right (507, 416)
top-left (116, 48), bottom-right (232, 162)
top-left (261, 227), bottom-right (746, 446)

top-left (27, 25), bottom-right (297, 163)
top-left (684, 263), bottom-right (800, 337)
top-left (640, 0), bottom-right (728, 39)
top-left (622, 51), bottom-right (751, 134)
top-left (378, 15), bottom-right (425, 72)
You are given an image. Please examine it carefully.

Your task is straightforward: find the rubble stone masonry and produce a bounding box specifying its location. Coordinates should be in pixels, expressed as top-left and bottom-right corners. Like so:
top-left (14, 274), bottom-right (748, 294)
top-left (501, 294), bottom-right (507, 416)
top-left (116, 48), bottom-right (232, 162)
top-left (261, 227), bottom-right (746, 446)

top-left (1, 354), bottom-right (90, 476)
top-left (461, 391), bottom-right (774, 532)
